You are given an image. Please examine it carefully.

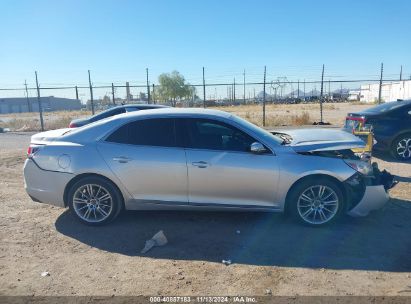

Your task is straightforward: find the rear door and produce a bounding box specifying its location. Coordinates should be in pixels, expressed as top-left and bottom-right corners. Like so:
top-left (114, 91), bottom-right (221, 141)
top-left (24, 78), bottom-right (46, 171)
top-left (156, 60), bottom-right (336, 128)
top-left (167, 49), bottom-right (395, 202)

top-left (97, 118), bottom-right (188, 204)
top-left (180, 118), bottom-right (279, 208)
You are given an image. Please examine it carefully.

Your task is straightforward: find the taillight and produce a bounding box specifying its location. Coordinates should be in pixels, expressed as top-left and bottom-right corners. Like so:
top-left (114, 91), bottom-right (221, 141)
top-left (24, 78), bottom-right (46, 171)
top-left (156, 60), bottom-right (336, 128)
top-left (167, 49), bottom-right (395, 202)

top-left (27, 145), bottom-right (41, 158)
top-left (345, 116), bottom-right (367, 133)
top-left (69, 122), bottom-right (77, 128)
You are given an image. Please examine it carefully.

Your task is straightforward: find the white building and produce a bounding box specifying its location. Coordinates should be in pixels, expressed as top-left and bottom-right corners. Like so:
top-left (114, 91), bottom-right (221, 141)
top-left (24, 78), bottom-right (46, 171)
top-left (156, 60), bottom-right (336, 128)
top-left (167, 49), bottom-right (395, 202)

top-left (360, 80), bottom-right (411, 103)
top-left (348, 90), bottom-right (361, 101)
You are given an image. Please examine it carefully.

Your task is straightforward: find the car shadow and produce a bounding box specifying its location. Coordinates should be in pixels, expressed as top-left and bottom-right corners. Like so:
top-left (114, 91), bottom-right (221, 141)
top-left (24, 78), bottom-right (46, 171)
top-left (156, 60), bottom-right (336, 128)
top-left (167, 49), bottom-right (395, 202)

top-left (55, 198), bottom-right (411, 272)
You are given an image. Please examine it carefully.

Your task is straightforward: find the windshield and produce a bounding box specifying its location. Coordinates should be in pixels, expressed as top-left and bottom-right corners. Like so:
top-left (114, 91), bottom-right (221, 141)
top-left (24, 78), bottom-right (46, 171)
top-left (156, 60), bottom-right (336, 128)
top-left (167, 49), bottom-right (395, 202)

top-left (231, 115), bottom-right (283, 145)
top-left (362, 100), bottom-right (411, 114)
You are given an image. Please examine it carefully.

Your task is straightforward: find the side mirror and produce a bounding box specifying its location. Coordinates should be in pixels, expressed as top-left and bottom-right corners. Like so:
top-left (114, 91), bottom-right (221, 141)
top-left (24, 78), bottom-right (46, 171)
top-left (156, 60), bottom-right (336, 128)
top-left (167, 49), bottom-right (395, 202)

top-left (250, 142), bottom-right (266, 154)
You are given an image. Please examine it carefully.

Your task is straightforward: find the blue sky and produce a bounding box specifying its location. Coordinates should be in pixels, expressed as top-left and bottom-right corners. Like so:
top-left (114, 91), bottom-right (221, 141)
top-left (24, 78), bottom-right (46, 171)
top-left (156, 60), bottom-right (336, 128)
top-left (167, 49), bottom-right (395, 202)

top-left (1, 0), bottom-right (410, 98)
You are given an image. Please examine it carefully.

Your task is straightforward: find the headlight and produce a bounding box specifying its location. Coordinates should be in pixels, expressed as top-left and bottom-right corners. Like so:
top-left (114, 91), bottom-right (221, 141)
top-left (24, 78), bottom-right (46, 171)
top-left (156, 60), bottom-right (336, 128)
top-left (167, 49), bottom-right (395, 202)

top-left (344, 159), bottom-right (373, 175)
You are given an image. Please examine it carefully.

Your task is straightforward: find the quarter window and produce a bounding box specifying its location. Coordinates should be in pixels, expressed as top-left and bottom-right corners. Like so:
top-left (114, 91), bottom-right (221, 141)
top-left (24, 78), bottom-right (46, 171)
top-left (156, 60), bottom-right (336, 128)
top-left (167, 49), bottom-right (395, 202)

top-left (106, 118), bottom-right (176, 147)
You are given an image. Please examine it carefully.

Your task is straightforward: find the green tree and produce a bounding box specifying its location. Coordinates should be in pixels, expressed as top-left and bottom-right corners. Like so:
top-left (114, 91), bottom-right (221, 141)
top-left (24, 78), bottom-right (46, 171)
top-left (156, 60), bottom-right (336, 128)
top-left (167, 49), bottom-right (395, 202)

top-left (157, 71), bottom-right (193, 106)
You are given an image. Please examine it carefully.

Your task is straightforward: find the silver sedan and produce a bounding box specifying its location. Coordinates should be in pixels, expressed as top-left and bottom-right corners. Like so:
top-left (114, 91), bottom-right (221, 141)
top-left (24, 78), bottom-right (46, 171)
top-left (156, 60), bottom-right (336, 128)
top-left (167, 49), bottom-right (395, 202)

top-left (23, 108), bottom-right (395, 226)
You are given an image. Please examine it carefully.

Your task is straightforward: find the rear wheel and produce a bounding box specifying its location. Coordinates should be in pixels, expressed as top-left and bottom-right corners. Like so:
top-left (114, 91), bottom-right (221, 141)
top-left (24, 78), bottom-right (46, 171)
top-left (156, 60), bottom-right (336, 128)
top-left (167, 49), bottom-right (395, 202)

top-left (68, 176), bottom-right (122, 225)
top-left (287, 177), bottom-right (344, 226)
top-left (391, 134), bottom-right (411, 161)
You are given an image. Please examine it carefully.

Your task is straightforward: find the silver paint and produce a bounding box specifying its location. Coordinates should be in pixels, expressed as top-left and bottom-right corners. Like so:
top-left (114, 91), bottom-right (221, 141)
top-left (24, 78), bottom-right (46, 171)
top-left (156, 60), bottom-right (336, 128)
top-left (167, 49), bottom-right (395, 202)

top-left (23, 108), bottom-right (390, 220)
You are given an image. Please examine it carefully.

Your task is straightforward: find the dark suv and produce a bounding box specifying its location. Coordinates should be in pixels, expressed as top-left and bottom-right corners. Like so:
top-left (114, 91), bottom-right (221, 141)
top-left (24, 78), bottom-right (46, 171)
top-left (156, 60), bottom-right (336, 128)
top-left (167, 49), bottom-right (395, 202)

top-left (345, 100), bottom-right (411, 160)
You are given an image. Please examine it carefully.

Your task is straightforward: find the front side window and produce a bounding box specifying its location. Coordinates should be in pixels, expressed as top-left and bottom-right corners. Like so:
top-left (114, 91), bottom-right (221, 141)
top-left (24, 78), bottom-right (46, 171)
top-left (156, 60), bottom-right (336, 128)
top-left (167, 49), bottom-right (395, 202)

top-left (106, 118), bottom-right (176, 147)
top-left (185, 119), bottom-right (255, 152)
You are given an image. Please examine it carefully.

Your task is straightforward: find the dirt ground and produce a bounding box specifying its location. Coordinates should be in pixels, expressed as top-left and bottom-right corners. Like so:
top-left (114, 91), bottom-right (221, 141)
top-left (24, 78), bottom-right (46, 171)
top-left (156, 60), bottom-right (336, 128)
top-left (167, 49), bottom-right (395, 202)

top-left (0, 130), bottom-right (411, 297)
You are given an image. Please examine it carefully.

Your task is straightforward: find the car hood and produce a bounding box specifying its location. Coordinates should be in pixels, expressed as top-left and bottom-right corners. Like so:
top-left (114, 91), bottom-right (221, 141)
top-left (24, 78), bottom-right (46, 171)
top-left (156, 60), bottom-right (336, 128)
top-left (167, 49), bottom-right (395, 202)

top-left (31, 128), bottom-right (72, 144)
top-left (271, 128), bottom-right (365, 152)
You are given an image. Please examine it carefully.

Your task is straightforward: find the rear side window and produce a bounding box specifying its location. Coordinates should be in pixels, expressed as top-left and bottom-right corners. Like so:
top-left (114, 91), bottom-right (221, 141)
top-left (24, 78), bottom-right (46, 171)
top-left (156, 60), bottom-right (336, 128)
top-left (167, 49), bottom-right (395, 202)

top-left (106, 118), bottom-right (176, 147)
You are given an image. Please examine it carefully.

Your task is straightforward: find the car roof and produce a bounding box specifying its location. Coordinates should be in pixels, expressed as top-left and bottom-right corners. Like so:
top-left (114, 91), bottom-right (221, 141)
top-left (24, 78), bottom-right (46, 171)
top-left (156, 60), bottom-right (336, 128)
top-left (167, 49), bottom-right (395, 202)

top-left (120, 107), bottom-right (232, 119)
top-left (122, 104), bottom-right (169, 108)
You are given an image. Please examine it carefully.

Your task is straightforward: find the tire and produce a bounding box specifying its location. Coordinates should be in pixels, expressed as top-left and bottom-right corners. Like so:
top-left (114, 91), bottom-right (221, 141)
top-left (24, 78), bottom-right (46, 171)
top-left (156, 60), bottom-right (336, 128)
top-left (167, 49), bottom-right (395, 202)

top-left (391, 133), bottom-right (411, 161)
top-left (287, 177), bottom-right (344, 226)
top-left (68, 176), bottom-right (123, 226)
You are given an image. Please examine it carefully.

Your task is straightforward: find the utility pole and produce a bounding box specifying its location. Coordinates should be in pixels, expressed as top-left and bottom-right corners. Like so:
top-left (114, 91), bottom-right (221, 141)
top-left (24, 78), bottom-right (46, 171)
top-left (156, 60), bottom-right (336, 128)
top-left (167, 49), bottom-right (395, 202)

top-left (400, 65), bottom-right (403, 81)
top-left (88, 70), bottom-right (95, 114)
top-left (243, 69), bottom-right (246, 104)
top-left (24, 80), bottom-right (31, 112)
top-left (146, 68), bottom-right (150, 104)
top-left (378, 63), bottom-right (384, 104)
top-left (111, 83), bottom-right (115, 105)
top-left (297, 80), bottom-right (300, 98)
top-left (34, 71), bottom-right (44, 131)
top-left (320, 64), bottom-right (325, 123)
top-left (202, 67), bottom-right (206, 108)
top-left (152, 84), bottom-right (156, 104)
top-left (75, 85), bottom-right (79, 101)
top-left (263, 66), bottom-right (266, 127)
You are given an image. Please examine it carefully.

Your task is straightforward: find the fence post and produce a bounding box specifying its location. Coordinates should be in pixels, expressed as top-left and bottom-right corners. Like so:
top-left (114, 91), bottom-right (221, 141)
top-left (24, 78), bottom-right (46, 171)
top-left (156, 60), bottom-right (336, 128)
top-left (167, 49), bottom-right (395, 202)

top-left (112, 83), bottom-right (115, 105)
top-left (146, 68), bottom-right (150, 104)
top-left (233, 78), bottom-right (236, 104)
top-left (34, 71), bottom-right (44, 131)
top-left (88, 70), bottom-right (95, 114)
top-left (378, 63), bottom-right (384, 104)
top-left (243, 69), bottom-right (246, 104)
top-left (400, 65), bottom-right (402, 81)
top-left (263, 66), bottom-right (266, 127)
top-left (24, 80), bottom-right (31, 112)
top-left (202, 67), bottom-right (206, 108)
top-left (320, 64), bottom-right (325, 123)
top-left (303, 79), bottom-right (306, 99)
top-left (75, 86), bottom-right (79, 100)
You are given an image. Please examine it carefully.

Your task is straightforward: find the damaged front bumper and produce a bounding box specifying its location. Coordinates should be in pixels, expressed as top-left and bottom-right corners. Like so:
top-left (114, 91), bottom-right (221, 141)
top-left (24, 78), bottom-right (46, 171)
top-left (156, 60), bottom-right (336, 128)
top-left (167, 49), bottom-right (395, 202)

top-left (347, 185), bottom-right (389, 217)
top-left (344, 165), bottom-right (397, 217)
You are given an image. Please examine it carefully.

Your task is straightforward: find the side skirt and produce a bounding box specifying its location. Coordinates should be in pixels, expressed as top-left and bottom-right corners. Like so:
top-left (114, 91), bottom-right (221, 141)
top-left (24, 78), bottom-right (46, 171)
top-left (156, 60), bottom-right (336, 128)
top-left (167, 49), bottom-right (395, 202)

top-left (125, 199), bottom-right (283, 212)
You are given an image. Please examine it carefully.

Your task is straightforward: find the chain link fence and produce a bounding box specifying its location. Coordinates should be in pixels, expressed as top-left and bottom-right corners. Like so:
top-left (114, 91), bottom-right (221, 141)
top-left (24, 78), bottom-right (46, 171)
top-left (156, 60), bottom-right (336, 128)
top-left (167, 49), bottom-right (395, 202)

top-left (1, 66), bottom-right (409, 131)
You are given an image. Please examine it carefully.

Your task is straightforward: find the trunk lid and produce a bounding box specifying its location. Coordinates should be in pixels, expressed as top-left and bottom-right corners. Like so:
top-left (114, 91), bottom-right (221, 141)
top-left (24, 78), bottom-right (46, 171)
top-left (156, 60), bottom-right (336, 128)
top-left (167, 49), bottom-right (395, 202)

top-left (30, 128), bottom-right (72, 145)
top-left (344, 111), bottom-right (380, 131)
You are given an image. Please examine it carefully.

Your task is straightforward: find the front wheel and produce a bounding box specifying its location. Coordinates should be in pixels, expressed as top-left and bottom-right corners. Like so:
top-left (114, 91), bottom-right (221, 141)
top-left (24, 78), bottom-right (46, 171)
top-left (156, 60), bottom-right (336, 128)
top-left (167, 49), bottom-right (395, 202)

top-left (68, 176), bottom-right (123, 226)
top-left (287, 178), bottom-right (344, 226)
top-left (391, 134), bottom-right (411, 161)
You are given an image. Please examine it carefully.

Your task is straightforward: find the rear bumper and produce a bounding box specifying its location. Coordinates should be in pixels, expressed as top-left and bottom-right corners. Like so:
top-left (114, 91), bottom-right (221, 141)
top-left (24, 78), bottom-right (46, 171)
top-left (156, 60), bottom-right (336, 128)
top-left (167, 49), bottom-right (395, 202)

top-left (23, 159), bottom-right (73, 207)
top-left (347, 185), bottom-right (389, 217)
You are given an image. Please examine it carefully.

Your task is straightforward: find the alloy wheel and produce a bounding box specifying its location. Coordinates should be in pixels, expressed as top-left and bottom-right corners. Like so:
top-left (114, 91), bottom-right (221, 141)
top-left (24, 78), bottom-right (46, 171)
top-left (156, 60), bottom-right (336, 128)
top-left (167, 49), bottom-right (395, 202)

top-left (297, 185), bottom-right (339, 225)
top-left (396, 137), bottom-right (411, 160)
top-left (72, 184), bottom-right (113, 223)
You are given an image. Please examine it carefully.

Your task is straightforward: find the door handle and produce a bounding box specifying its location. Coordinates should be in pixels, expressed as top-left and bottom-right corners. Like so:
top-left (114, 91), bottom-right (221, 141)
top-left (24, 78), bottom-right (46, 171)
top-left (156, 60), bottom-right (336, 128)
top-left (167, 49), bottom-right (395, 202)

top-left (192, 161), bottom-right (208, 168)
top-left (113, 156), bottom-right (131, 163)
